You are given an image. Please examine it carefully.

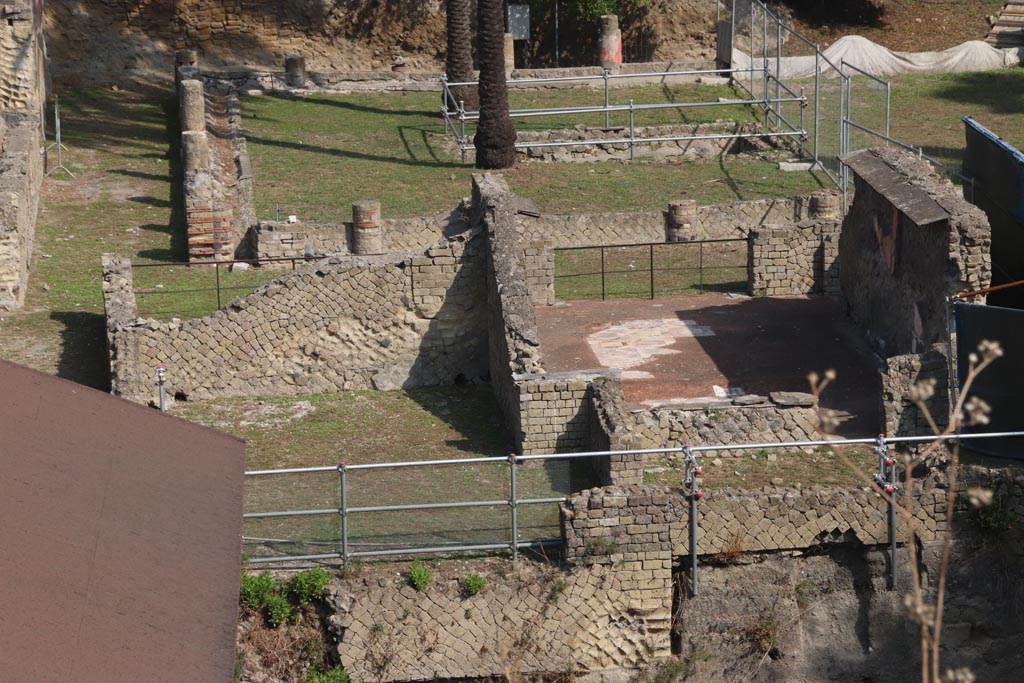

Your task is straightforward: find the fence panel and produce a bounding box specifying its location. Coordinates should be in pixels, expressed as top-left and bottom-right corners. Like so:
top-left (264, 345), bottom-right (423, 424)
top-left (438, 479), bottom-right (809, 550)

top-left (553, 239), bottom-right (749, 301)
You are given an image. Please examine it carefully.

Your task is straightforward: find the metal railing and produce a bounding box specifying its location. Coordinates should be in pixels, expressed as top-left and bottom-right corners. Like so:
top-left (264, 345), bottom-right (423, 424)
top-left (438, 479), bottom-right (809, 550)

top-left (243, 430), bottom-right (1024, 570)
top-left (440, 65), bottom-right (807, 164)
top-left (553, 238), bottom-right (748, 301)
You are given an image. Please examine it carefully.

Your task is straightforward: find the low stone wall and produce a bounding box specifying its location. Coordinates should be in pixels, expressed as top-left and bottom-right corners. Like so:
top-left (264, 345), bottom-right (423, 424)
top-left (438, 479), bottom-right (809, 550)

top-left (881, 345), bottom-right (951, 438)
top-left (518, 194), bottom-right (812, 248)
top-left (103, 231), bottom-right (488, 403)
top-left (0, 114), bottom-right (42, 310)
top-left (253, 214), bottom-right (455, 261)
top-left (562, 484), bottom-right (945, 563)
top-left (749, 219), bottom-right (841, 297)
top-left (515, 121), bottom-right (765, 163)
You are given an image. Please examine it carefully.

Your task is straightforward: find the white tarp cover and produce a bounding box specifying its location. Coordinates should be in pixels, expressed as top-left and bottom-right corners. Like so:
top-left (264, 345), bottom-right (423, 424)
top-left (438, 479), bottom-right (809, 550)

top-left (734, 35), bottom-right (1022, 79)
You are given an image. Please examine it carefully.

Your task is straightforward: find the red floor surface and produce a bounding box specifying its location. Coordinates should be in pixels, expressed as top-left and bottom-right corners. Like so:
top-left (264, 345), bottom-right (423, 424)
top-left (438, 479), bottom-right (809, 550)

top-left (535, 294), bottom-right (882, 435)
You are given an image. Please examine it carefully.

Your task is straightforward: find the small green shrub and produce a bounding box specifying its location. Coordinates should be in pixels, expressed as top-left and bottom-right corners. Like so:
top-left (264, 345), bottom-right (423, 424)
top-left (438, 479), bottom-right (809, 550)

top-left (307, 666), bottom-right (350, 683)
top-left (461, 573), bottom-right (487, 598)
top-left (549, 578), bottom-right (568, 604)
top-left (289, 568), bottom-right (331, 605)
top-left (240, 571), bottom-right (276, 609)
top-left (265, 593), bottom-right (293, 628)
top-left (407, 560), bottom-right (432, 591)
top-left (585, 538), bottom-right (620, 556)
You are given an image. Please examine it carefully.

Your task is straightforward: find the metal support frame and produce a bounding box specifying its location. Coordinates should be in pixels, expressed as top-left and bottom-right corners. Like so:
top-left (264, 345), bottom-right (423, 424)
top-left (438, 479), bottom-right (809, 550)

top-left (45, 95), bottom-right (75, 179)
top-left (682, 446), bottom-right (703, 595)
top-left (871, 435), bottom-right (898, 590)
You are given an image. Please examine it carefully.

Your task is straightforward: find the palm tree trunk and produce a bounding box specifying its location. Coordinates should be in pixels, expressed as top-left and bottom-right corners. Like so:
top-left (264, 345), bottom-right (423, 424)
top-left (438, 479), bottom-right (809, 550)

top-left (446, 0), bottom-right (478, 112)
top-left (474, 0), bottom-right (516, 169)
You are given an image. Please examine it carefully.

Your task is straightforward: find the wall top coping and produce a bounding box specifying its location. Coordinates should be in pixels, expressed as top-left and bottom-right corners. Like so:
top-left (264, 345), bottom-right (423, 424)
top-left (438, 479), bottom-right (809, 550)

top-left (841, 149), bottom-right (950, 226)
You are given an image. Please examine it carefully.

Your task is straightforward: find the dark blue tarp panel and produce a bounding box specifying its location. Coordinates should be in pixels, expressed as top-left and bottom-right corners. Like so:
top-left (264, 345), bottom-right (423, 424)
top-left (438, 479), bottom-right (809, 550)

top-left (955, 302), bottom-right (1024, 459)
top-left (963, 117), bottom-right (1024, 308)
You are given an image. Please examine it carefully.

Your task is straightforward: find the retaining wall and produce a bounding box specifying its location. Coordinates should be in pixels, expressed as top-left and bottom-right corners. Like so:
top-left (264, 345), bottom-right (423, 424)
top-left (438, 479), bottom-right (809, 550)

top-left (0, 114), bottom-right (42, 310)
top-left (102, 231), bottom-right (488, 403)
top-left (0, 0), bottom-right (45, 113)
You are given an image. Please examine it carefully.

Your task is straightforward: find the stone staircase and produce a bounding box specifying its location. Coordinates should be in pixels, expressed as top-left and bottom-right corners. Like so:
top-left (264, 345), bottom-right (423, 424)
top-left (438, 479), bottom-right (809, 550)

top-left (986, 2), bottom-right (1024, 49)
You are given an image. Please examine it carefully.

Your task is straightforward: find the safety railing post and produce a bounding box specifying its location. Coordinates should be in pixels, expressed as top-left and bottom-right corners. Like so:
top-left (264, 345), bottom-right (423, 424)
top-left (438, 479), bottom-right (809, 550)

top-left (871, 435), bottom-right (897, 590)
top-left (628, 99), bottom-right (635, 161)
top-left (649, 243), bottom-right (655, 299)
top-left (604, 69), bottom-right (611, 128)
top-left (459, 100), bottom-right (467, 165)
top-left (682, 445), bottom-right (703, 595)
top-left (215, 261), bottom-right (222, 310)
top-left (509, 453), bottom-right (519, 561)
top-left (699, 241), bottom-right (705, 290)
top-left (156, 366), bottom-right (166, 412)
top-left (813, 49), bottom-right (820, 166)
top-left (775, 20), bottom-right (782, 130)
top-left (885, 80), bottom-right (892, 144)
top-left (600, 247), bottom-right (606, 300)
top-left (799, 86), bottom-right (807, 159)
top-left (338, 462), bottom-right (349, 567)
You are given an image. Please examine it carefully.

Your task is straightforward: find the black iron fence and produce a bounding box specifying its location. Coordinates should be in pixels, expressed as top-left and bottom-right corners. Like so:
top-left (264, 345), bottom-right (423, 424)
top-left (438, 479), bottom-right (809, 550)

top-left (131, 256), bottom-right (319, 320)
top-left (553, 238), bottom-right (748, 301)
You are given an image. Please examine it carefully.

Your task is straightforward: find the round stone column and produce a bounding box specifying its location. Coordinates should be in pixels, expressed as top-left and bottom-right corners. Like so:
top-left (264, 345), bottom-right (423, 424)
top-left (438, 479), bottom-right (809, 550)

top-left (809, 190), bottom-right (840, 220)
top-left (181, 131), bottom-right (209, 173)
top-left (667, 200), bottom-right (698, 242)
top-left (599, 15), bottom-right (623, 71)
top-left (285, 55), bottom-right (307, 88)
top-left (174, 49), bottom-right (197, 87)
top-left (352, 200), bottom-right (384, 255)
top-left (179, 79), bottom-right (206, 133)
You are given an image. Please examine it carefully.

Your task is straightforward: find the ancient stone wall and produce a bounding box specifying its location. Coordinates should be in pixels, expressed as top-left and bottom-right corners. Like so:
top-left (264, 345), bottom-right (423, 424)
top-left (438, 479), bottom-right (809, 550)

top-left (523, 238), bottom-right (555, 306)
top-left (748, 219), bottom-right (841, 297)
top-left (881, 345), bottom-right (951, 438)
top-left (0, 114), bottom-right (42, 310)
top-left (102, 231), bottom-right (488, 403)
top-left (253, 215), bottom-right (453, 262)
top-left (519, 194), bottom-right (812, 249)
top-left (514, 121), bottom-right (765, 164)
top-left (562, 484), bottom-right (945, 564)
top-left (0, 0), bottom-right (45, 113)
top-left (839, 148), bottom-right (991, 359)
top-left (587, 377), bottom-right (821, 486)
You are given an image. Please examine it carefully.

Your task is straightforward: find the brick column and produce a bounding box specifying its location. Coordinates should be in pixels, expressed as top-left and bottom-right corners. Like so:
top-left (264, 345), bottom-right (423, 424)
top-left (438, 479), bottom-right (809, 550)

top-left (352, 200), bottom-right (383, 255)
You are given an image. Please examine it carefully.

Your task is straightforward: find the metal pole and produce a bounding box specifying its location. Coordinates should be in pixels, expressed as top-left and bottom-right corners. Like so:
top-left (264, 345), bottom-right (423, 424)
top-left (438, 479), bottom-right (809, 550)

top-left (799, 86), bottom-right (807, 159)
top-left (459, 100), bottom-right (467, 165)
top-left (871, 435), bottom-right (896, 590)
top-left (649, 243), bottom-right (655, 299)
top-left (699, 241), bottom-right (704, 290)
top-left (813, 49), bottom-right (820, 166)
top-left (339, 463), bottom-right (349, 567)
top-left (946, 297), bottom-right (959, 408)
top-left (750, 5), bottom-right (755, 98)
top-left (600, 247), bottom-right (606, 300)
top-left (775, 20), bottom-right (782, 130)
top-left (215, 261), bottom-right (222, 309)
top-left (683, 446), bottom-right (703, 595)
top-left (156, 366), bottom-right (166, 412)
top-left (629, 99), bottom-right (635, 161)
top-left (604, 70), bottom-right (610, 129)
top-left (276, 203), bottom-right (281, 222)
top-left (509, 453), bottom-right (518, 561)
top-left (762, 3), bottom-right (768, 122)
top-left (885, 80), bottom-right (892, 144)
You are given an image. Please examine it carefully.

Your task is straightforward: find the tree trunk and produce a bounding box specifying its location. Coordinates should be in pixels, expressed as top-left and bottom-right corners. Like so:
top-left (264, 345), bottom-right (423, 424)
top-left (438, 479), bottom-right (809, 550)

top-left (474, 0), bottom-right (516, 169)
top-left (446, 0), bottom-right (478, 112)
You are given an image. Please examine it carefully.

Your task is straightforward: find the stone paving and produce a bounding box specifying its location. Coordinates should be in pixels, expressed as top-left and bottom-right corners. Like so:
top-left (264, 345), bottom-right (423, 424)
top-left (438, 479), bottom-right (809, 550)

top-left (587, 318), bottom-right (714, 379)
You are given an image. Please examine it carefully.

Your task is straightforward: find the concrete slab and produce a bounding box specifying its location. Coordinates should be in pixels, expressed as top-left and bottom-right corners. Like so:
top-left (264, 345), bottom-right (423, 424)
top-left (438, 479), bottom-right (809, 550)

top-left (535, 294), bottom-right (882, 436)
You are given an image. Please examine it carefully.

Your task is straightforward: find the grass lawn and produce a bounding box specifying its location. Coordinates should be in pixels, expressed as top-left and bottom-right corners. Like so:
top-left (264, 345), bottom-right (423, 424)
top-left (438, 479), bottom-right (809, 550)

top-left (241, 86), bottom-right (830, 223)
top-left (173, 387), bottom-right (592, 558)
top-left (554, 239), bottom-right (748, 300)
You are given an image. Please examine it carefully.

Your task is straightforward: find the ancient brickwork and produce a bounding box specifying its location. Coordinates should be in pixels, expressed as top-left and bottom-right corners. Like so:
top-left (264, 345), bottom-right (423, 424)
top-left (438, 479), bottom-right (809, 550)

top-left (518, 195), bottom-right (812, 248)
top-left (0, 114), bottom-right (42, 310)
top-left (516, 371), bottom-right (606, 455)
top-left (562, 484), bottom-right (945, 563)
top-left (253, 216), bottom-right (451, 262)
top-left (511, 122), bottom-right (767, 164)
top-left (523, 238), bottom-right (555, 306)
top-left (748, 219), bottom-right (841, 296)
top-left (587, 377), bottom-right (820, 485)
top-left (881, 345), bottom-right (951, 437)
top-left (840, 148), bottom-right (991, 358)
top-left (102, 232), bottom-right (488, 403)
top-left (0, 1), bottom-right (44, 113)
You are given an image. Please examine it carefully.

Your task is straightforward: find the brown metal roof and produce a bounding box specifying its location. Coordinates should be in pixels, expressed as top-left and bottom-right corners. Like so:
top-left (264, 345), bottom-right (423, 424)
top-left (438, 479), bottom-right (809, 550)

top-left (0, 360), bottom-right (245, 683)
